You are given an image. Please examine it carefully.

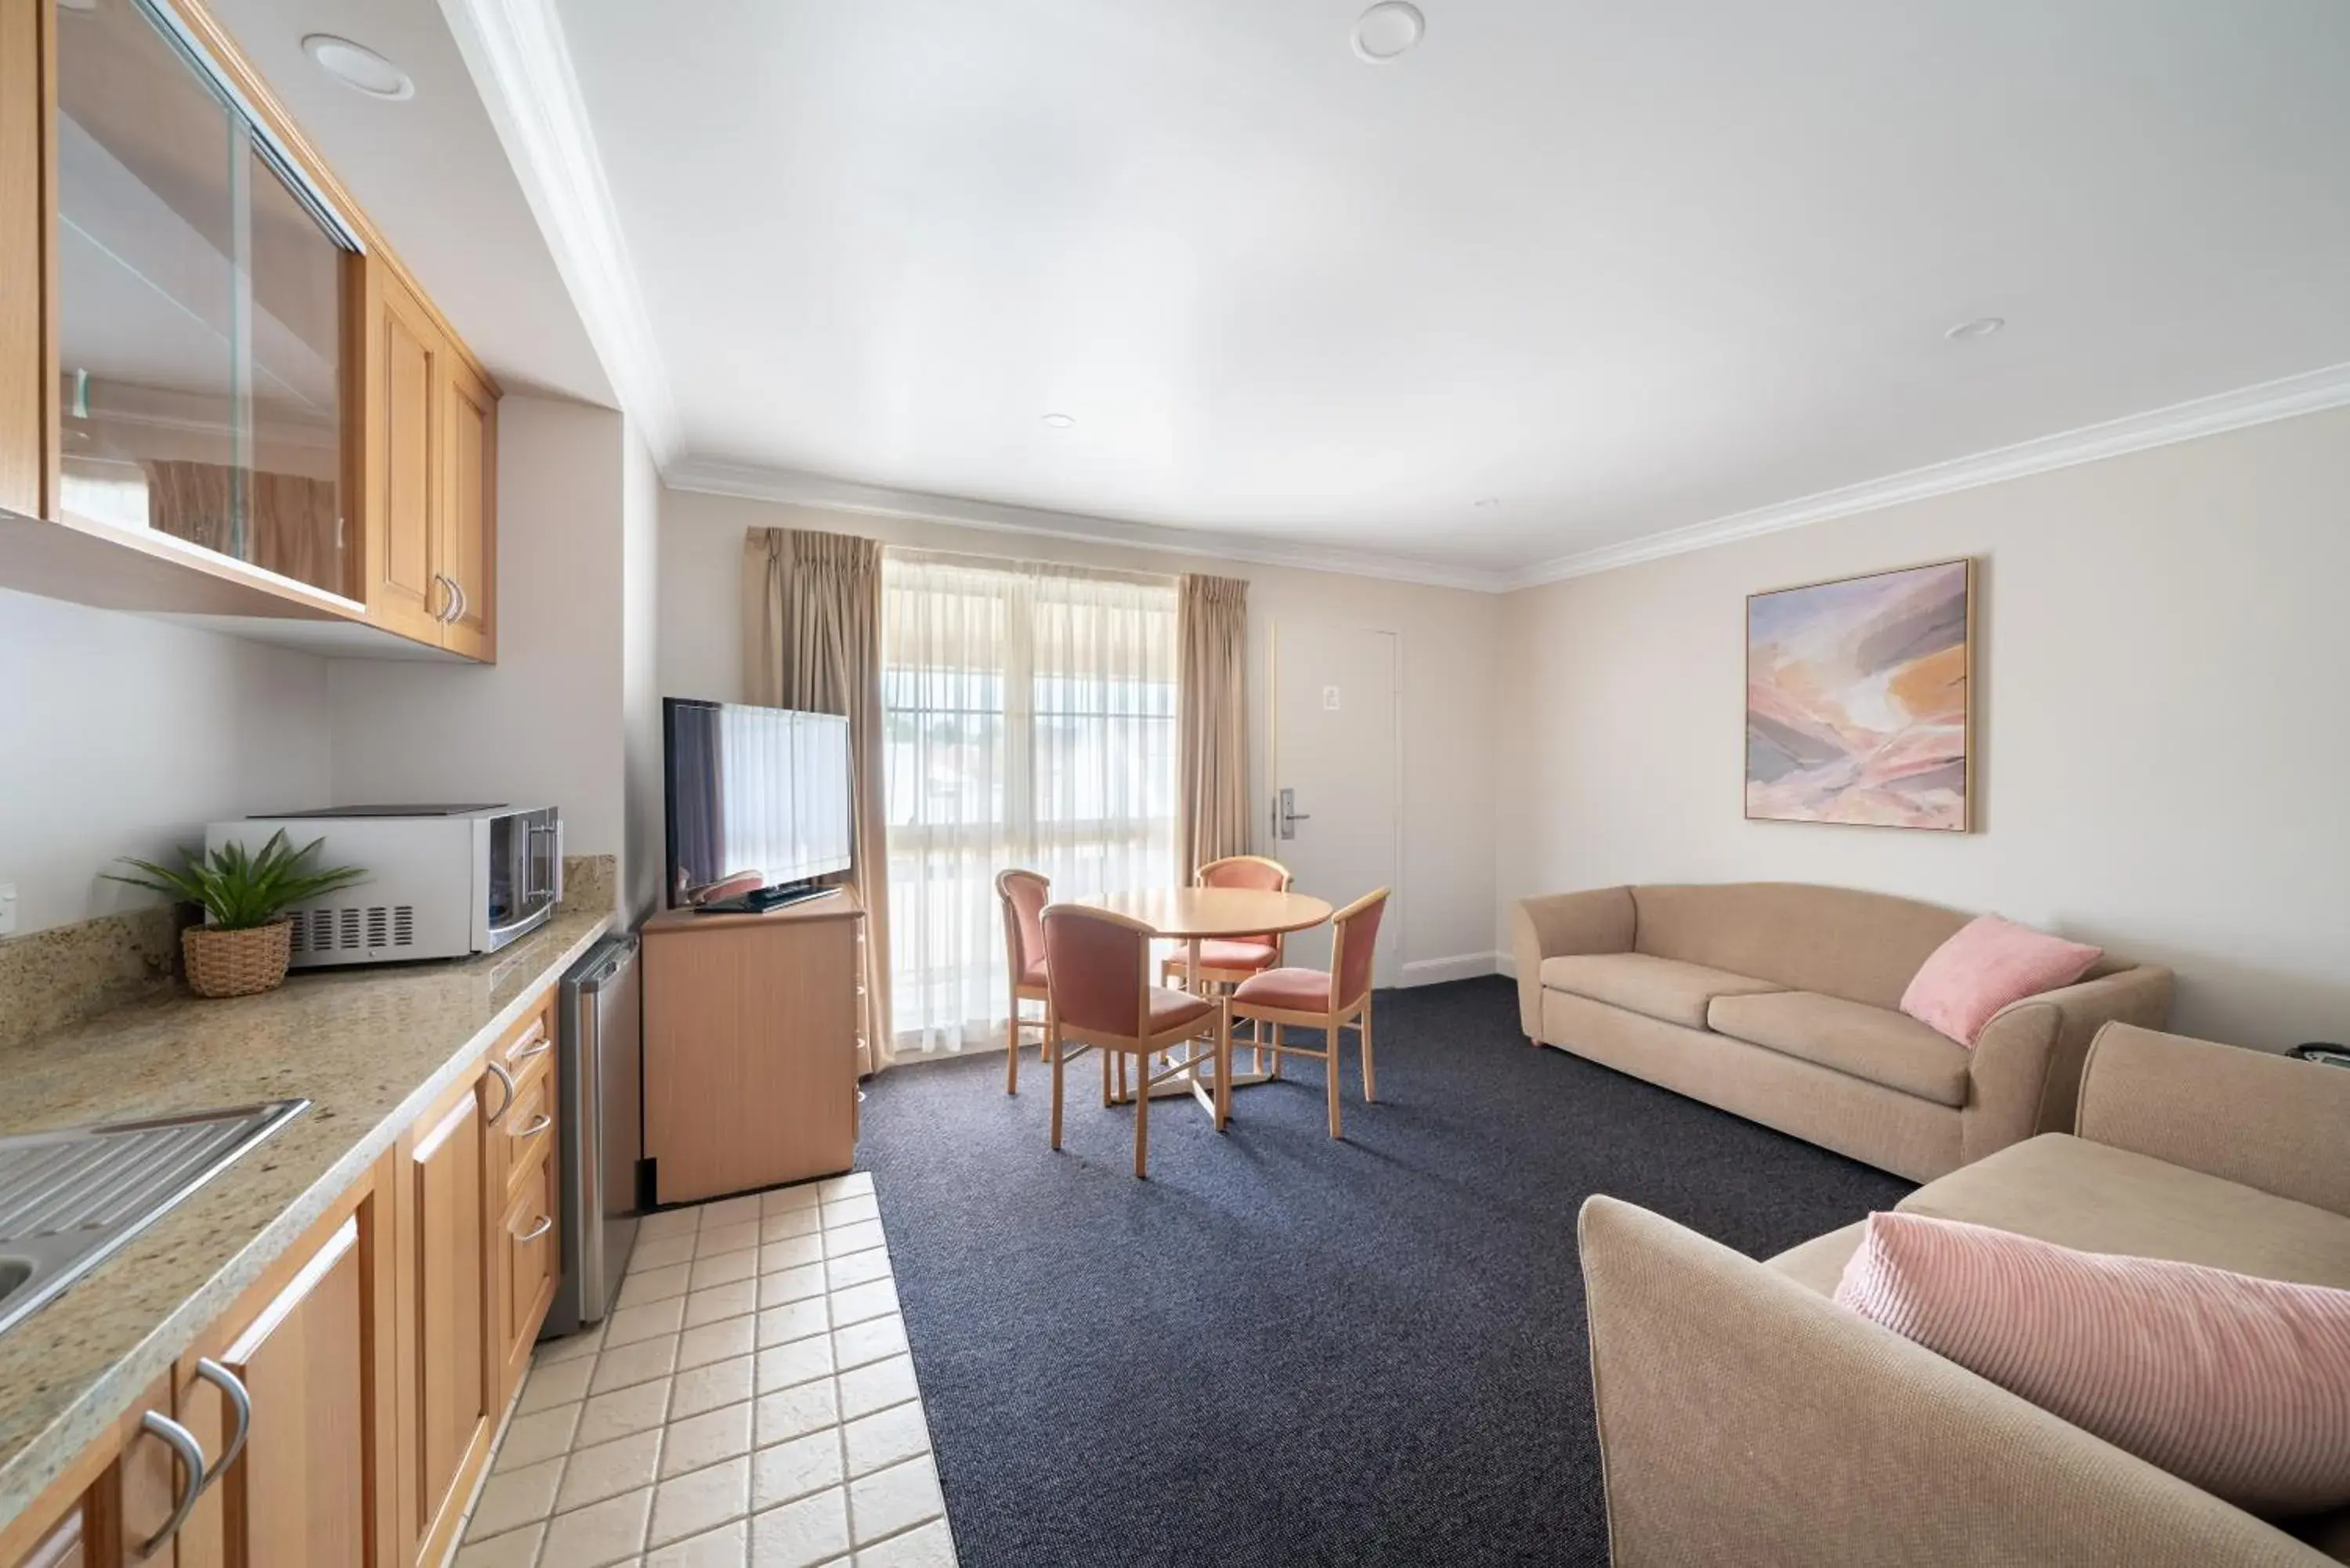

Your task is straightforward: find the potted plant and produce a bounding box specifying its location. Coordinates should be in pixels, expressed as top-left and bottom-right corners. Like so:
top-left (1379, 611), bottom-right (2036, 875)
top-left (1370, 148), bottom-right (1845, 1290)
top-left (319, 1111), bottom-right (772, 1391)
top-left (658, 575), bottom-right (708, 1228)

top-left (108, 831), bottom-right (367, 999)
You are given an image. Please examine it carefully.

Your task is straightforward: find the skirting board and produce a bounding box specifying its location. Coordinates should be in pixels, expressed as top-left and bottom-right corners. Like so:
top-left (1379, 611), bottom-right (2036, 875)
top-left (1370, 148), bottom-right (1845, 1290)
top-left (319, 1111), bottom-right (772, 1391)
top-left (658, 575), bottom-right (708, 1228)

top-left (1398, 952), bottom-right (1502, 986)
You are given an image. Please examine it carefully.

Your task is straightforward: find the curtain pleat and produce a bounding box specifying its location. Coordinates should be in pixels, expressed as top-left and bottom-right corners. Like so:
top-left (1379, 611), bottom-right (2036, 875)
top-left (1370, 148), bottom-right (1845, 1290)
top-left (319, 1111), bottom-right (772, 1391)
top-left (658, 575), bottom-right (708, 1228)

top-left (1178, 573), bottom-right (1252, 880)
top-left (743, 527), bottom-right (895, 1074)
top-left (881, 552), bottom-right (1178, 1054)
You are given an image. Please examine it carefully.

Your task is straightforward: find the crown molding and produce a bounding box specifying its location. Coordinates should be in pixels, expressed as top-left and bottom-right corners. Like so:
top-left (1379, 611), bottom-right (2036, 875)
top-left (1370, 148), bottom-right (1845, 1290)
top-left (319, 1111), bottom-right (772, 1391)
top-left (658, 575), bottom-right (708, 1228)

top-left (1507, 362), bottom-right (2350, 589)
top-left (665, 457), bottom-right (1520, 594)
top-left (437, 0), bottom-right (682, 465)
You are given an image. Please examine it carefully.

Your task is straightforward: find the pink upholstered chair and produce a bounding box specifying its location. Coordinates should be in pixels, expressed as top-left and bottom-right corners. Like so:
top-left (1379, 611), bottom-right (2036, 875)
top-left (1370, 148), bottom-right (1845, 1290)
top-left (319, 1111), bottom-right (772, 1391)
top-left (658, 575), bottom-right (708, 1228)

top-left (1160, 854), bottom-right (1293, 992)
top-left (1042, 903), bottom-right (1231, 1178)
top-left (1227, 887), bottom-right (1389, 1140)
top-left (995, 869), bottom-right (1051, 1094)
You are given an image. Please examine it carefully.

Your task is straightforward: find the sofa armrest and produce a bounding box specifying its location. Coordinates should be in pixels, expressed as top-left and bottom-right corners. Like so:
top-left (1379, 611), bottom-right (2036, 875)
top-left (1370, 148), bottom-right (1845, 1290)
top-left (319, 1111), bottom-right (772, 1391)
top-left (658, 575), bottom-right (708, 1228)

top-left (1576, 1195), bottom-right (2326, 1568)
top-left (1963, 965), bottom-right (2174, 1163)
top-left (2078, 1022), bottom-right (2350, 1218)
top-left (1509, 887), bottom-right (1634, 1039)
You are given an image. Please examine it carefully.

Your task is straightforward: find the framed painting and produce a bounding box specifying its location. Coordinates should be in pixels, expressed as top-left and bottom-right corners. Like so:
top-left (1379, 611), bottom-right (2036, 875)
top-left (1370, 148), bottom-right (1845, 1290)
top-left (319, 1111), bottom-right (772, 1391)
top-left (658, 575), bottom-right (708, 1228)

top-left (1744, 558), bottom-right (1973, 831)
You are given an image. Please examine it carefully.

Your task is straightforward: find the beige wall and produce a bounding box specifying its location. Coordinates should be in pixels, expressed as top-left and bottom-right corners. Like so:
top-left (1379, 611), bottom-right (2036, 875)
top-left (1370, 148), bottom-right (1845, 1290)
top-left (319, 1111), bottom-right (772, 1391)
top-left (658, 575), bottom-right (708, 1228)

top-left (657, 488), bottom-right (1502, 979)
top-left (327, 396), bottom-right (631, 896)
top-left (1495, 404), bottom-right (2350, 1050)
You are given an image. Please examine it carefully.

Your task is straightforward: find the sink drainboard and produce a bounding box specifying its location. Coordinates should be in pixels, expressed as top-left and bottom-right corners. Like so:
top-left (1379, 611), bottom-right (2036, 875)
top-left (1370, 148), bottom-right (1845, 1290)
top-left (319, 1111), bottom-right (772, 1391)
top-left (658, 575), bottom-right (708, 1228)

top-left (0, 1100), bottom-right (309, 1342)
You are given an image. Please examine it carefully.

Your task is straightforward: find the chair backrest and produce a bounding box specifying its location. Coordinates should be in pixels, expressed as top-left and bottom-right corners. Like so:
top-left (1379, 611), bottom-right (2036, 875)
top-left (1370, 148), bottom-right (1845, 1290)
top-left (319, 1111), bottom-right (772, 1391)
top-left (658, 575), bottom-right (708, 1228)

top-left (1041, 903), bottom-right (1152, 1039)
top-left (1199, 855), bottom-right (1292, 949)
top-left (1197, 854), bottom-right (1292, 894)
top-left (995, 869), bottom-right (1050, 981)
top-left (1330, 887), bottom-right (1390, 1010)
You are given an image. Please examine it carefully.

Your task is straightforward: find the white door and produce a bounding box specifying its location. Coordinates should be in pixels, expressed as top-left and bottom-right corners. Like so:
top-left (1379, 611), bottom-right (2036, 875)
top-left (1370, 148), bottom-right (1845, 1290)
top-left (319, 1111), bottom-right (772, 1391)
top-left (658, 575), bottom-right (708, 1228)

top-left (1267, 621), bottom-right (1401, 983)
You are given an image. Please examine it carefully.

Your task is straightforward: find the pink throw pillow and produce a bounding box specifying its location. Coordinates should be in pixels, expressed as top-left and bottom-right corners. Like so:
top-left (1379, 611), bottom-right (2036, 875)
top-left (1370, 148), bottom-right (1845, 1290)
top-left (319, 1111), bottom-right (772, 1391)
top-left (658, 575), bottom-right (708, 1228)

top-left (1835, 1212), bottom-right (2350, 1516)
top-left (1900, 914), bottom-right (2102, 1045)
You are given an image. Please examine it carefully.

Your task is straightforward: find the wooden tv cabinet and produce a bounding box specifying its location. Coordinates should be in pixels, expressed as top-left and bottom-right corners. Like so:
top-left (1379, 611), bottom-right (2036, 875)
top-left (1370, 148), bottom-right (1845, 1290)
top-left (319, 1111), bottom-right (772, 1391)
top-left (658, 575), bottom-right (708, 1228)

top-left (641, 888), bottom-right (866, 1205)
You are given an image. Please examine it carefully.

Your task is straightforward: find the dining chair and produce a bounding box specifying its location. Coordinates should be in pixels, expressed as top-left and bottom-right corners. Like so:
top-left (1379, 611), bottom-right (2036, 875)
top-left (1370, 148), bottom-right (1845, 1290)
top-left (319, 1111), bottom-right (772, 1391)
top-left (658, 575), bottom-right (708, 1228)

top-left (995, 869), bottom-right (1051, 1094)
top-left (1159, 854), bottom-right (1293, 992)
top-left (1226, 887), bottom-right (1390, 1140)
top-left (1041, 903), bottom-right (1232, 1178)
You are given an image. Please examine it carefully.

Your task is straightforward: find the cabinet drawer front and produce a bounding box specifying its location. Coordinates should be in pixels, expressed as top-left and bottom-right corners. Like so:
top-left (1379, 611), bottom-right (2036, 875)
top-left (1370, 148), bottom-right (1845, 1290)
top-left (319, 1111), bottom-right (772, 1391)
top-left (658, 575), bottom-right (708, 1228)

top-left (499, 1151), bottom-right (557, 1360)
top-left (497, 999), bottom-right (555, 1075)
top-left (500, 1066), bottom-right (555, 1199)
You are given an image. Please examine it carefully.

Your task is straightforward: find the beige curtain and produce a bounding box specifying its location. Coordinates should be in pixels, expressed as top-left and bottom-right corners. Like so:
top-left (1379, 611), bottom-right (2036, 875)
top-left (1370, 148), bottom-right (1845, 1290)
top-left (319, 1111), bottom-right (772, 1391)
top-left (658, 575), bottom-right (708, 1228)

top-left (744, 527), bottom-right (895, 1074)
top-left (1177, 573), bottom-right (1251, 880)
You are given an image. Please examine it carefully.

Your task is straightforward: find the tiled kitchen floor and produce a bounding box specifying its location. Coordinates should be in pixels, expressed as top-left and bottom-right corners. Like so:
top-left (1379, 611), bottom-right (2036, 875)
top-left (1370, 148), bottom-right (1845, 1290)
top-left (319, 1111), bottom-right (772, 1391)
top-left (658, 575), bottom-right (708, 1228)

top-left (455, 1172), bottom-right (957, 1568)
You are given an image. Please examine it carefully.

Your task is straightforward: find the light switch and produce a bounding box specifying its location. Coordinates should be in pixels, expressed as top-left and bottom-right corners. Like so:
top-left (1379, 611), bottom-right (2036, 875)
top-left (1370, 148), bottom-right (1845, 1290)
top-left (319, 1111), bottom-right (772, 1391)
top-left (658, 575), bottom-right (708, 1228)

top-left (1322, 685), bottom-right (1341, 710)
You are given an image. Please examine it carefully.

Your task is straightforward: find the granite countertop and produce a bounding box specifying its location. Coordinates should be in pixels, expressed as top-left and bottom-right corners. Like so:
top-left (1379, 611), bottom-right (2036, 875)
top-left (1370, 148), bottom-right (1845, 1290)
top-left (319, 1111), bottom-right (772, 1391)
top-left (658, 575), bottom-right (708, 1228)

top-left (0, 908), bottom-right (613, 1531)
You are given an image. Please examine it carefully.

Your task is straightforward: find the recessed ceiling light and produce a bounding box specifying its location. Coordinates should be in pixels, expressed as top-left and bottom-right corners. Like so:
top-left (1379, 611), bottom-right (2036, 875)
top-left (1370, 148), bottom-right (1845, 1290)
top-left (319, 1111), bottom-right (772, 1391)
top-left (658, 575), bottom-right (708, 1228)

top-left (1353, 2), bottom-right (1425, 63)
top-left (1473, 496), bottom-right (1501, 508)
top-left (1945, 316), bottom-right (2005, 341)
top-left (1040, 413), bottom-right (1077, 428)
top-left (302, 34), bottom-right (414, 101)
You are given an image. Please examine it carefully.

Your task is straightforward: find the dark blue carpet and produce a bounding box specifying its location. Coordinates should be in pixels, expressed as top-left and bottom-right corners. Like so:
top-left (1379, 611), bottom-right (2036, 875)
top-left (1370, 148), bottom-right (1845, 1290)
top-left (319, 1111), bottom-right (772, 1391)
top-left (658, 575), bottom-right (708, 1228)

top-left (858, 975), bottom-right (1911, 1567)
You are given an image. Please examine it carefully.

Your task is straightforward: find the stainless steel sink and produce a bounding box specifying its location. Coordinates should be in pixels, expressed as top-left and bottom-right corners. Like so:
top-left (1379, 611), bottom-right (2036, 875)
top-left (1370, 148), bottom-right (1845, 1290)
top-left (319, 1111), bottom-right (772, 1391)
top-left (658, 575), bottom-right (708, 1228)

top-left (0, 1100), bottom-right (308, 1340)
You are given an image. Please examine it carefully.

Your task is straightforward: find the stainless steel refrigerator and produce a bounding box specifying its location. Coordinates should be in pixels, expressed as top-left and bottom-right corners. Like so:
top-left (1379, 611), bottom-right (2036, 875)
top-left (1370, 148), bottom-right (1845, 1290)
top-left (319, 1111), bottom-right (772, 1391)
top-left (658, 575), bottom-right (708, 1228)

top-left (543, 934), bottom-right (642, 1338)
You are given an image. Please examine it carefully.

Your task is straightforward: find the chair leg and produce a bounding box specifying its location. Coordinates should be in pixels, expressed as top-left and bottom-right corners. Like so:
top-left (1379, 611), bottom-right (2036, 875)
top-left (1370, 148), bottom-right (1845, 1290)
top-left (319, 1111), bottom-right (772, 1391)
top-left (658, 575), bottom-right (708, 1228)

top-left (1361, 999), bottom-right (1376, 1103)
top-left (1005, 993), bottom-right (1021, 1095)
top-left (1050, 1029), bottom-right (1065, 1151)
top-left (1133, 1053), bottom-right (1151, 1178)
top-left (1266, 1020), bottom-right (1282, 1080)
top-left (1214, 1010), bottom-right (1231, 1133)
top-left (1325, 1022), bottom-right (1343, 1140)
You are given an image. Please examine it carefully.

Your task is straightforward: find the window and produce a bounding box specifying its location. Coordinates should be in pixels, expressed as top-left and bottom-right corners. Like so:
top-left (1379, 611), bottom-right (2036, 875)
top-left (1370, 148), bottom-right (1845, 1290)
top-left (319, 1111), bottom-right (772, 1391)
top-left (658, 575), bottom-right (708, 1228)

top-left (882, 552), bottom-right (1178, 1052)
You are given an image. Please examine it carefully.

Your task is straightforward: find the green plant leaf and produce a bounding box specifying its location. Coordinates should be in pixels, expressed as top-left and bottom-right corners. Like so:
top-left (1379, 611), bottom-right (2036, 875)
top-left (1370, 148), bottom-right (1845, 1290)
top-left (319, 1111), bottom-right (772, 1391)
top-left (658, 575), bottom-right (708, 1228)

top-left (107, 831), bottom-right (367, 930)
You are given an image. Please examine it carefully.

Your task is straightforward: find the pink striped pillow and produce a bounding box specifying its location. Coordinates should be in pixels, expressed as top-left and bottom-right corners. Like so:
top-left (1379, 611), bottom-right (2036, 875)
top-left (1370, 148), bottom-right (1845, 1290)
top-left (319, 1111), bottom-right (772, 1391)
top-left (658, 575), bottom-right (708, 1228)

top-left (1835, 1212), bottom-right (2350, 1516)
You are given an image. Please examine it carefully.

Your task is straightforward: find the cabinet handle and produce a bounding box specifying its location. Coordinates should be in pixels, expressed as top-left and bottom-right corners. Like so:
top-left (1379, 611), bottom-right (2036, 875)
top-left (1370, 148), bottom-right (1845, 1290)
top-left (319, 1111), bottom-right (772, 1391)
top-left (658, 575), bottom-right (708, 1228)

top-left (430, 573), bottom-right (453, 622)
top-left (449, 577), bottom-right (468, 625)
top-left (508, 1113), bottom-right (551, 1140)
top-left (508, 1024), bottom-right (551, 1063)
top-left (483, 1060), bottom-right (518, 1125)
top-left (134, 1411), bottom-right (207, 1560)
top-left (192, 1357), bottom-right (252, 1486)
top-left (512, 1213), bottom-right (552, 1243)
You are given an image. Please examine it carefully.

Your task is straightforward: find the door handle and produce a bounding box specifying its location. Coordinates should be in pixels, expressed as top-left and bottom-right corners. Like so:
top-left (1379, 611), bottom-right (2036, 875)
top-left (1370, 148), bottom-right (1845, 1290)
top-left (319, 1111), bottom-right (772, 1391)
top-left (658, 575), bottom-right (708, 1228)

top-left (1273, 788), bottom-right (1311, 841)
top-left (134, 1411), bottom-right (207, 1559)
top-left (192, 1357), bottom-right (252, 1486)
top-left (483, 1060), bottom-right (518, 1125)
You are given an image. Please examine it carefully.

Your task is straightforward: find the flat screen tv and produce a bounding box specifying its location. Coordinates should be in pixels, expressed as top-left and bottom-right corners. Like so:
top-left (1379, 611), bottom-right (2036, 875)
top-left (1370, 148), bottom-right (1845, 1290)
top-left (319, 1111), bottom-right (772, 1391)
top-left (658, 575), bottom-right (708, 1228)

top-left (663, 698), bottom-right (853, 911)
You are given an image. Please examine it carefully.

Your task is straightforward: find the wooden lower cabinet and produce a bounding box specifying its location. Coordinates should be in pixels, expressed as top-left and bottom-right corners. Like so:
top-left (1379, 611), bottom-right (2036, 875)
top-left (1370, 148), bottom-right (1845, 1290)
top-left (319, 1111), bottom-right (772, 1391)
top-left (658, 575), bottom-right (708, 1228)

top-left (175, 1157), bottom-right (395, 1568)
top-left (1, 984), bottom-right (562, 1568)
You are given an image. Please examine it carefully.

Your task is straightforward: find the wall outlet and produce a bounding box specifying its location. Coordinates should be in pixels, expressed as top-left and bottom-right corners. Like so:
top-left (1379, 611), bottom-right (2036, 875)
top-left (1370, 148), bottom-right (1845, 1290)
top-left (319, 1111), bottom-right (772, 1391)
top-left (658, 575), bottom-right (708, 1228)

top-left (0, 883), bottom-right (16, 938)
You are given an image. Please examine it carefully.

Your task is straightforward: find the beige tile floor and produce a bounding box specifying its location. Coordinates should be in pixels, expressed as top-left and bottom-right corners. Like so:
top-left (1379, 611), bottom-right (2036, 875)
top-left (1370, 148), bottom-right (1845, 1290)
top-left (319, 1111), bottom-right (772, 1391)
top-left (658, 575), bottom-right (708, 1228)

top-left (455, 1172), bottom-right (958, 1568)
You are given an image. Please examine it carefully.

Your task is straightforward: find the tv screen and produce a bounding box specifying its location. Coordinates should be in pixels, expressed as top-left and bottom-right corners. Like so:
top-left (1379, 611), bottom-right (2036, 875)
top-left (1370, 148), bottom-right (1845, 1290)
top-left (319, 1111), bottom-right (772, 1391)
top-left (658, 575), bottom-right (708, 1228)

top-left (663, 698), bottom-right (853, 907)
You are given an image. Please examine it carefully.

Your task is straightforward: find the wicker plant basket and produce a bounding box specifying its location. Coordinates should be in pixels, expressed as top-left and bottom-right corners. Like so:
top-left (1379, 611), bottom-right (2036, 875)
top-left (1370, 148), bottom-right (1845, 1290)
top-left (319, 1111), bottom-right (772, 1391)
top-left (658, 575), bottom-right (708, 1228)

top-left (183, 919), bottom-right (293, 999)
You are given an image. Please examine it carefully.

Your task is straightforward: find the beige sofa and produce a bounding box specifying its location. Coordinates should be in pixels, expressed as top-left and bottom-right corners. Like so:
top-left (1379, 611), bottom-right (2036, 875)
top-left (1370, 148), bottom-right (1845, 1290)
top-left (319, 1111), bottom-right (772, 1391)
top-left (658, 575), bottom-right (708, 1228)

top-left (1512, 882), bottom-right (2172, 1180)
top-left (1579, 1023), bottom-right (2350, 1566)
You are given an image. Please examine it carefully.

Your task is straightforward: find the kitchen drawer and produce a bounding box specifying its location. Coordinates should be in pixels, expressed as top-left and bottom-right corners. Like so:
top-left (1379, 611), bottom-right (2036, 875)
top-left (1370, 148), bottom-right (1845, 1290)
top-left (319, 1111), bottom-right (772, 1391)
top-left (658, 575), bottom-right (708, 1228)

top-left (495, 1144), bottom-right (557, 1396)
top-left (495, 996), bottom-right (556, 1076)
top-left (497, 1064), bottom-right (555, 1200)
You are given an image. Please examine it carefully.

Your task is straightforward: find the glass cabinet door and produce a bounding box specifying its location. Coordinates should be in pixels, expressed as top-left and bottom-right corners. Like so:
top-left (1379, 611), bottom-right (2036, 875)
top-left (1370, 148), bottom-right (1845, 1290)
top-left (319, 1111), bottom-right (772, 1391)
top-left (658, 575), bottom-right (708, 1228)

top-left (52, 0), bottom-right (352, 597)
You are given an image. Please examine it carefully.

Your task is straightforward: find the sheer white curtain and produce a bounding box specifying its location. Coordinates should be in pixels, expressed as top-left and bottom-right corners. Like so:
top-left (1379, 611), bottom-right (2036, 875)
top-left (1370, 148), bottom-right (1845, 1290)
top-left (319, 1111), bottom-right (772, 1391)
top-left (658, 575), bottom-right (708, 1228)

top-left (882, 551), bottom-right (1178, 1053)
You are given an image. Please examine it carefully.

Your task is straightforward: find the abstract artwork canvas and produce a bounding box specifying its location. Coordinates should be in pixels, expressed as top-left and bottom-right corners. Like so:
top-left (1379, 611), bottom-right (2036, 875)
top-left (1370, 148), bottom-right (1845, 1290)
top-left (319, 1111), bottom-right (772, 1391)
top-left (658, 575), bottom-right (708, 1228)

top-left (1745, 558), bottom-right (1972, 831)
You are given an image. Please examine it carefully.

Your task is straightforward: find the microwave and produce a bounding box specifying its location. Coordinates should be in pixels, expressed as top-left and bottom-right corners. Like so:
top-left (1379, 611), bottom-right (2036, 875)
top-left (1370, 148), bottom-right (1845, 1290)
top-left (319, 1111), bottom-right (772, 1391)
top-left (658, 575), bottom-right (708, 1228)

top-left (206, 805), bottom-right (562, 968)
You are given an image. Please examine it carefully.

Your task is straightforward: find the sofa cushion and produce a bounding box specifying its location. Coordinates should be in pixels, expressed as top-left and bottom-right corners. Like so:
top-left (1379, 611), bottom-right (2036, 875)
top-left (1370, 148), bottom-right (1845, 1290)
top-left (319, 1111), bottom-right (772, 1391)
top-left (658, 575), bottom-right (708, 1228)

top-left (1769, 1220), bottom-right (1871, 1297)
top-left (1898, 1133), bottom-right (2350, 1292)
top-left (1628, 883), bottom-right (1972, 1010)
top-left (1708, 990), bottom-right (1971, 1107)
top-left (1539, 952), bottom-right (1782, 1030)
top-left (1834, 1211), bottom-right (2350, 1517)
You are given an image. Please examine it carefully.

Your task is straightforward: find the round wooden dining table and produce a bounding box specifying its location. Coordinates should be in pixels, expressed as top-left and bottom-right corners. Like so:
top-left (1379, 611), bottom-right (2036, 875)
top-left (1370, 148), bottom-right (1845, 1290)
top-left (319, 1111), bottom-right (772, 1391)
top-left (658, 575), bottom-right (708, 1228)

top-left (1074, 885), bottom-right (1334, 1102)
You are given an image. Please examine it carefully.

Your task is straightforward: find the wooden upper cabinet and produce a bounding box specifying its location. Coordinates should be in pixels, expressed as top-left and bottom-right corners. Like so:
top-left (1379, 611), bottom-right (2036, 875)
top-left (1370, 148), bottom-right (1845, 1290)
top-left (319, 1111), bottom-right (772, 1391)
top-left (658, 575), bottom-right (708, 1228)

top-left (364, 261), bottom-right (450, 645)
top-left (440, 356), bottom-right (497, 662)
top-left (0, 0), bottom-right (499, 659)
top-left (0, 0), bottom-right (54, 522)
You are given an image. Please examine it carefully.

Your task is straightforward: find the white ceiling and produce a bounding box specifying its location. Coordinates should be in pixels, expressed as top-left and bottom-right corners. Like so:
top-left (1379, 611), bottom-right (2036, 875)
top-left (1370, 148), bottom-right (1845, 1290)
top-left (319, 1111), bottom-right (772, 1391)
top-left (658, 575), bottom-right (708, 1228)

top-left (540, 0), bottom-right (2350, 580)
top-left (202, 0), bottom-right (612, 405)
top-left (208, 2), bottom-right (2350, 584)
